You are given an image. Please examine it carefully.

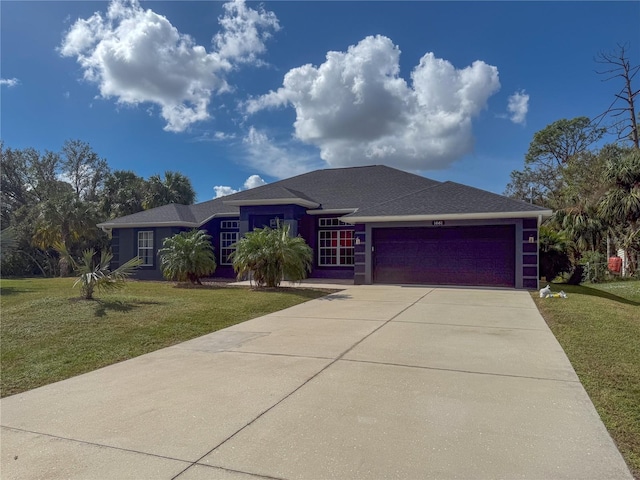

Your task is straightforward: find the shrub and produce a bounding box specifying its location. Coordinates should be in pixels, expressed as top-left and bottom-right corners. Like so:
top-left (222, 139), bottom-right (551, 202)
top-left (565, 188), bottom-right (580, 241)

top-left (539, 225), bottom-right (572, 281)
top-left (231, 222), bottom-right (312, 288)
top-left (55, 243), bottom-right (142, 300)
top-left (158, 229), bottom-right (217, 284)
top-left (580, 250), bottom-right (607, 283)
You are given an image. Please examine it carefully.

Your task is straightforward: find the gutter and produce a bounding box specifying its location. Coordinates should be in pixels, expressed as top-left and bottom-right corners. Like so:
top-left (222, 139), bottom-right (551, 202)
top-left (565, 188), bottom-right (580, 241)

top-left (223, 198), bottom-right (320, 208)
top-left (96, 212), bottom-right (239, 230)
top-left (341, 210), bottom-right (554, 224)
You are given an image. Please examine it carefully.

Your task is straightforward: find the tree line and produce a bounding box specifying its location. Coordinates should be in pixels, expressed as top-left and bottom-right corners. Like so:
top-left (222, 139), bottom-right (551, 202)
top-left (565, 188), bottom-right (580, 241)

top-left (1, 139), bottom-right (196, 277)
top-left (505, 45), bottom-right (639, 281)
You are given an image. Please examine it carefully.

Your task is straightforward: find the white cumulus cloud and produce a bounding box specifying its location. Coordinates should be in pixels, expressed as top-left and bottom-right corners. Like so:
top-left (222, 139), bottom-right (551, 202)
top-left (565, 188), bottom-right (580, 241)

top-left (214, 173), bottom-right (268, 198)
top-left (0, 78), bottom-right (20, 87)
top-left (213, 185), bottom-right (239, 198)
top-left (242, 126), bottom-right (323, 178)
top-left (59, 0), bottom-right (279, 132)
top-left (243, 174), bottom-right (267, 189)
top-left (507, 90), bottom-right (529, 125)
top-left (247, 35), bottom-right (501, 170)
top-left (213, 0), bottom-right (280, 65)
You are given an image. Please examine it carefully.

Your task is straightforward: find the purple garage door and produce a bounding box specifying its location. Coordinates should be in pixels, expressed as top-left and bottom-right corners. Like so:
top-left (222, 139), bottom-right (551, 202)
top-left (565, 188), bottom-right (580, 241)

top-left (373, 225), bottom-right (515, 287)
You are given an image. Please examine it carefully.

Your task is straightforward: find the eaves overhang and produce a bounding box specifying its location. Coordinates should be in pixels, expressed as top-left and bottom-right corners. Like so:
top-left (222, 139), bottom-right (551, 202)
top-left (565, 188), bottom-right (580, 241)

top-left (223, 198), bottom-right (320, 208)
top-left (340, 210), bottom-right (554, 224)
top-left (96, 212), bottom-right (239, 230)
top-left (306, 208), bottom-right (357, 215)
top-left (97, 220), bottom-right (200, 229)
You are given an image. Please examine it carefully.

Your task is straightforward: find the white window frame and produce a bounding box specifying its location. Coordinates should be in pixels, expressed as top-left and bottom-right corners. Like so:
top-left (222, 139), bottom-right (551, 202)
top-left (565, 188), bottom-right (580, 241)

top-left (220, 231), bottom-right (239, 265)
top-left (318, 230), bottom-right (354, 266)
top-left (137, 231), bottom-right (154, 266)
top-left (318, 217), bottom-right (349, 227)
top-left (221, 220), bottom-right (239, 230)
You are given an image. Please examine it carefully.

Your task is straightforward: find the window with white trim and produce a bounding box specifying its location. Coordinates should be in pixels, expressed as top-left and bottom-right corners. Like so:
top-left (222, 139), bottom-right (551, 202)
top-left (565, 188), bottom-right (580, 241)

top-left (220, 232), bottom-right (239, 265)
top-left (137, 231), bottom-right (154, 266)
top-left (318, 230), bottom-right (354, 266)
top-left (221, 220), bottom-right (239, 229)
top-left (318, 217), bottom-right (350, 227)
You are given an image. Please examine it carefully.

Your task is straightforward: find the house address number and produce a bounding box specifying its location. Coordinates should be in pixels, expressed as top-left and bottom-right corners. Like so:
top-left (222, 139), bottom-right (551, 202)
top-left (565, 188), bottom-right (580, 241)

top-left (432, 220), bottom-right (445, 226)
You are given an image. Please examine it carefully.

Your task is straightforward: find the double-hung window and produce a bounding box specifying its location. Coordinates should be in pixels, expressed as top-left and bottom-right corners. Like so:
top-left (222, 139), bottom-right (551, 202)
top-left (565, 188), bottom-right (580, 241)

top-left (220, 220), bottom-right (239, 265)
top-left (318, 218), bottom-right (354, 266)
top-left (137, 231), bottom-right (154, 266)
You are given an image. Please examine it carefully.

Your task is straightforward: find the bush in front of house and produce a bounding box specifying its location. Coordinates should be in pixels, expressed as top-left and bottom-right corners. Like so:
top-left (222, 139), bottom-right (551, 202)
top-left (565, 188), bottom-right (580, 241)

top-left (231, 222), bottom-right (312, 288)
top-left (158, 229), bottom-right (217, 285)
top-left (539, 225), bottom-right (572, 282)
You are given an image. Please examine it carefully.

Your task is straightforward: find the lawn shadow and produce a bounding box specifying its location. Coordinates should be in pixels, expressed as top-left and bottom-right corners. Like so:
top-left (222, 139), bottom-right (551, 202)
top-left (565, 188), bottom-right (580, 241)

top-left (173, 283), bottom-right (230, 290)
top-left (94, 299), bottom-right (163, 318)
top-left (316, 293), bottom-right (353, 301)
top-left (0, 287), bottom-right (28, 296)
top-left (554, 283), bottom-right (640, 307)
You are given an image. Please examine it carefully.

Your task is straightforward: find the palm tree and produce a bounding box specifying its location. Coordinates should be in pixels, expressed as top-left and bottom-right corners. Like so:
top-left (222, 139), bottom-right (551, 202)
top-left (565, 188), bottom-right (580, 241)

top-left (538, 225), bottom-right (571, 281)
top-left (101, 170), bottom-right (146, 219)
top-left (55, 243), bottom-right (142, 300)
top-left (231, 222), bottom-right (312, 288)
top-left (158, 229), bottom-right (217, 284)
top-left (599, 150), bottom-right (640, 275)
top-left (143, 171), bottom-right (196, 209)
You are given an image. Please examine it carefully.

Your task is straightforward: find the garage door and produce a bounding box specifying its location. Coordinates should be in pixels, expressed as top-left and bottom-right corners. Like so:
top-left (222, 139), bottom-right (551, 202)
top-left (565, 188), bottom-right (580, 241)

top-left (373, 225), bottom-right (515, 287)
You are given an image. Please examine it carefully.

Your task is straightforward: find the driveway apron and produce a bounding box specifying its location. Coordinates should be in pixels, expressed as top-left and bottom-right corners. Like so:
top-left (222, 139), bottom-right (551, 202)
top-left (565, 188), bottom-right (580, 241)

top-left (1, 286), bottom-right (633, 479)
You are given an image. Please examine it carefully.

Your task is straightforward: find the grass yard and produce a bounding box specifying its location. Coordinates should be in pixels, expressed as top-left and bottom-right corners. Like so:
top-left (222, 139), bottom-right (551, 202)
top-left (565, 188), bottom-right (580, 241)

top-left (533, 280), bottom-right (640, 478)
top-left (1, 277), bottom-right (331, 398)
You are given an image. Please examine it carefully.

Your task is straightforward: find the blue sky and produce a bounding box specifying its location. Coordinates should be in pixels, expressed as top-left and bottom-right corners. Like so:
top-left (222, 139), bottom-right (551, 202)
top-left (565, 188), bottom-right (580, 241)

top-left (2, 1), bottom-right (638, 203)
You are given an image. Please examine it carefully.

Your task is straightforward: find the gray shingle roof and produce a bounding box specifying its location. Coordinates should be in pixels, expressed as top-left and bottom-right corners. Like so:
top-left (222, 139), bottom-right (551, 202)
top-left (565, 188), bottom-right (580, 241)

top-left (97, 198), bottom-right (237, 228)
top-left (344, 181), bottom-right (550, 219)
top-left (224, 165), bottom-right (440, 210)
top-left (98, 165), bottom-right (551, 228)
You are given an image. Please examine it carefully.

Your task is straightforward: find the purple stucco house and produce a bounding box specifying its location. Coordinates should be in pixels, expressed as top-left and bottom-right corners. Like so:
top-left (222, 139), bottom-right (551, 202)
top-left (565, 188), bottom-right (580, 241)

top-left (97, 165), bottom-right (552, 289)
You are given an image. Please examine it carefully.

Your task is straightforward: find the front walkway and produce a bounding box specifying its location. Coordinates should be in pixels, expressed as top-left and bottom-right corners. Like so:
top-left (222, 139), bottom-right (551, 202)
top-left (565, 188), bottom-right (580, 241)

top-left (1, 286), bottom-right (632, 479)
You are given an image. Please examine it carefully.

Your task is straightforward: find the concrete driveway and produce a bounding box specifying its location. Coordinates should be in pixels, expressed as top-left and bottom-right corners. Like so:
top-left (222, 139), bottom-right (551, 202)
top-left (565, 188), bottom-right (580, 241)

top-left (1, 286), bottom-right (633, 479)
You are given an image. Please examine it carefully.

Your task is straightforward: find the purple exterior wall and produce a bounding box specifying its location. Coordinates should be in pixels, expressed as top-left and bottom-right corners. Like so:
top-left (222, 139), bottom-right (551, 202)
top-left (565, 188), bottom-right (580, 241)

top-left (112, 226), bottom-right (182, 280)
top-left (111, 209), bottom-right (539, 289)
top-left (354, 224), bottom-right (366, 285)
top-left (521, 218), bottom-right (539, 289)
top-left (112, 218), bottom-right (241, 281)
top-left (240, 206), bottom-right (355, 280)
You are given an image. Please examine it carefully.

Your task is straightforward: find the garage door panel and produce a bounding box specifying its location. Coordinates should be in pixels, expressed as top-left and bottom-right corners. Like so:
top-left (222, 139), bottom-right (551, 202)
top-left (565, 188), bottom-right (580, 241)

top-left (373, 226), bottom-right (515, 287)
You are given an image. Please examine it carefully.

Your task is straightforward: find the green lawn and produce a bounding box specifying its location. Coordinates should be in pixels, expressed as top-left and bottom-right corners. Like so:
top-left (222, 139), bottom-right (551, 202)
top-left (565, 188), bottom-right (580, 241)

top-left (533, 280), bottom-right (640, 479)
top-left (0, 278), bottom-right (331, 398)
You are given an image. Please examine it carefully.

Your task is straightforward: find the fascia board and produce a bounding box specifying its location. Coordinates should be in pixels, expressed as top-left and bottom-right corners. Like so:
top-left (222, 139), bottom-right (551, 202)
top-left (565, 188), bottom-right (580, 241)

top-left (306, 208), bottom-right (357, 215)
top-left (96, 221), bottom-right (200, 229)
top-left (341, 210), bottom-right (554, 224)
top-left (97, 212), bottom-right (240, 230)
top-left (223, 198), bottom-right (320, 208)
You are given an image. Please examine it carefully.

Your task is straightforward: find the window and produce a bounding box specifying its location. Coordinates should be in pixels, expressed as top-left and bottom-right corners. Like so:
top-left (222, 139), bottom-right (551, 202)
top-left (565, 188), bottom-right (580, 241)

top-left (318, 230), bottom-right (354, 266)
top-left (318, 217), bottom-right (350, 227)
top-left (220, 232), bottom-right (239, 265)
top-left (137, 231), bottom-right (154, 266)
top-left (221, 220), bottom-right (239, 230)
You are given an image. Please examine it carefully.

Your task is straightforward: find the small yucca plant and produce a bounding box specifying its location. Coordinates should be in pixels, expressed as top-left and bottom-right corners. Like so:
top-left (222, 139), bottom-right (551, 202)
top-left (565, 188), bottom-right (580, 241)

top-left (55, 243), bottom-right (142, 300)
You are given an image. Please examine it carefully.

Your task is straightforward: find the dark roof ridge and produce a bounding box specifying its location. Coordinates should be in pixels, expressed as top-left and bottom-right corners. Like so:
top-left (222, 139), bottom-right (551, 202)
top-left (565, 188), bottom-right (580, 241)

top-left (282, 186), bottom-right (319, 203)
